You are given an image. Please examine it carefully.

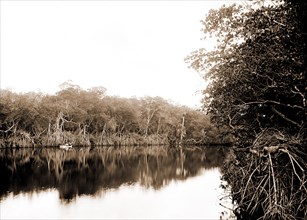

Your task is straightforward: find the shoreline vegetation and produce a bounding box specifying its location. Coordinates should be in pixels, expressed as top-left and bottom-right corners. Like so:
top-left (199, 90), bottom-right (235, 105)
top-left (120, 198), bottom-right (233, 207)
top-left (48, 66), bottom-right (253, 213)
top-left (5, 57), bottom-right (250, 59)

top-left (0, 85), bottom-right (233, 148)
top-left (222, 129), bottom-right (306, 219)
top-left (185, 0), bottom-right (306, 219)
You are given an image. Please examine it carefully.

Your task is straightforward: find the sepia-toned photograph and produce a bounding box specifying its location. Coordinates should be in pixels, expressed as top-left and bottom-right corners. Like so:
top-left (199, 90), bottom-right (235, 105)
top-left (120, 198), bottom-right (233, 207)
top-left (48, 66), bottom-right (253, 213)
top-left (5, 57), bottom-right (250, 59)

top-left (0, 0), bottom-right (306, 219)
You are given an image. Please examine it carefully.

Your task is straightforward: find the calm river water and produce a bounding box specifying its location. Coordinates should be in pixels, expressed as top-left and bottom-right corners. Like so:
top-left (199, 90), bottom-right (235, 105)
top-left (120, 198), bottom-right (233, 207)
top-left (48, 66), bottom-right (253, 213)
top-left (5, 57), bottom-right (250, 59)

top-left (0, 146), bottom-right (234, 219)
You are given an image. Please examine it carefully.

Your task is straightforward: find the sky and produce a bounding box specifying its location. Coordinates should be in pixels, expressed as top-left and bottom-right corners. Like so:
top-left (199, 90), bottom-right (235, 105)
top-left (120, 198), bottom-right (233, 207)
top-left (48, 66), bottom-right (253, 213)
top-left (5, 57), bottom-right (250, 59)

top-left (1, 1), bottom-right (233, 108)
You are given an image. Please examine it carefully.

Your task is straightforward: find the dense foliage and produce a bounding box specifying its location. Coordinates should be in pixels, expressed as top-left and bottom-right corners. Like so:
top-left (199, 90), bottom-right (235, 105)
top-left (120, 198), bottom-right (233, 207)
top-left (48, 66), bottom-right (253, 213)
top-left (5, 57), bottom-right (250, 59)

top-left (186, 0), bottom-right (306, 144)
top-left (186, 0), bottom-right (306, 219)
top-left (0, 82), bottom-right (231, 147)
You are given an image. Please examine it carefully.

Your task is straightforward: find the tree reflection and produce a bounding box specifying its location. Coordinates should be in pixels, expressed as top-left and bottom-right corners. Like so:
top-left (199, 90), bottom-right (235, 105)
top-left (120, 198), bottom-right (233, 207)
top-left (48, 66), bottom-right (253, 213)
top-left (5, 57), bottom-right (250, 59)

top-left (0, 146), bottom-right (227, 202)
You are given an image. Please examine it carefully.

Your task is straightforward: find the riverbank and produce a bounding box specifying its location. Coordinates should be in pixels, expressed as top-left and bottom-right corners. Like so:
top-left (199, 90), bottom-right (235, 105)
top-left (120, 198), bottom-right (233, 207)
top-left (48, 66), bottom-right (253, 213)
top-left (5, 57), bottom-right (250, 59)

top-left (0, 88), bottom-right (232, 149)
top-left (0, 131), bottom-right (232, 148)
top-left (221, 129), bottom-right (306, 219)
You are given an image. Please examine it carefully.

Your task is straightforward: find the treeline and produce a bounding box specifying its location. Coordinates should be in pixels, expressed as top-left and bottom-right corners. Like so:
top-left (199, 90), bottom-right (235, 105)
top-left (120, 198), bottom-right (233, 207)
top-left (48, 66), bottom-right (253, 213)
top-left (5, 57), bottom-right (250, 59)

top-left (0, 83), bottom-right (231, 147)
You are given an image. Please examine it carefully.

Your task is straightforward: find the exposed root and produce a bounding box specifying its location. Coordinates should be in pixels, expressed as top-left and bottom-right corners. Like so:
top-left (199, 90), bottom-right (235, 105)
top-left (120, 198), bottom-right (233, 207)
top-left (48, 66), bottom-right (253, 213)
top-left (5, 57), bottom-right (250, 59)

top-left (222, 129), bottom-right (307, 219)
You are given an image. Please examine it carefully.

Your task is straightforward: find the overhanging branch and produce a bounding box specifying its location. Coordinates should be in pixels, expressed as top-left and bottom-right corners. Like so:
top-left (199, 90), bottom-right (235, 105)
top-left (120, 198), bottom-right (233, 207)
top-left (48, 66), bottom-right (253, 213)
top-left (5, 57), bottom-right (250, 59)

top-left (271, 107), bottom-right (301, 127)
top-left (242, 100), bottom-right (304, 110)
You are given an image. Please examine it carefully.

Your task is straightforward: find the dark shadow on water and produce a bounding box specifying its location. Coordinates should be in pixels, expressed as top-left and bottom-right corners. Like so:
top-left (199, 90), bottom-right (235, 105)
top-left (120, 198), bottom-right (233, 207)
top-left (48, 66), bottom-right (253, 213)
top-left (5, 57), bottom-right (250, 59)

top-left (0, 145), bottom-right (228, 202)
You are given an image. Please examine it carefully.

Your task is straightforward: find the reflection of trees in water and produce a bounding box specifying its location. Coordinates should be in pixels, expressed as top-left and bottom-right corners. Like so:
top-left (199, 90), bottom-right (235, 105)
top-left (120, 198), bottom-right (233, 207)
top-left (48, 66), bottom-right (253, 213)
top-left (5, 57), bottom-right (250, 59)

top-left (0, 146), bottom-right (227, 202)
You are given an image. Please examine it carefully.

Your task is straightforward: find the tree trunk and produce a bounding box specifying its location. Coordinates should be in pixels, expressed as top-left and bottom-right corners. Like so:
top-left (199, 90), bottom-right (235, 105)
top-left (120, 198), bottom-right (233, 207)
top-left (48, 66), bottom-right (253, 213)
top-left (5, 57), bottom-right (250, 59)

top-left (54, 111), bottom-right (64, 144)
top-left (179, 115), bottom-right (185, 146)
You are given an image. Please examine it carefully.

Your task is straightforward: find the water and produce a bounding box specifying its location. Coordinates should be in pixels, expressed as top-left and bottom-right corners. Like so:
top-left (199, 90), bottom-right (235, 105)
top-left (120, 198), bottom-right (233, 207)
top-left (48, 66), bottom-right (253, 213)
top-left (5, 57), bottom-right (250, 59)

top-left (0, 146), bottom-right (234, 219)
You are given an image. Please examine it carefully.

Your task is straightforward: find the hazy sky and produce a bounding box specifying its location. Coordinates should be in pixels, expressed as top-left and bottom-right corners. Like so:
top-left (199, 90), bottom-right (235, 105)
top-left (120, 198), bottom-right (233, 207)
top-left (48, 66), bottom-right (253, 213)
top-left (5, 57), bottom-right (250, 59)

top-left (1, 1), bottom-right (232, 108)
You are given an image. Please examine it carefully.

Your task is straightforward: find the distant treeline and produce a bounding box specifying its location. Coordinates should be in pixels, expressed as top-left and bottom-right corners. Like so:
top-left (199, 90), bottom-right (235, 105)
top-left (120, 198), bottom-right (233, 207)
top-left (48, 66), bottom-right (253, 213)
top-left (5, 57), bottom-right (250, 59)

top-left (0, 83), bottom-right (232, 147)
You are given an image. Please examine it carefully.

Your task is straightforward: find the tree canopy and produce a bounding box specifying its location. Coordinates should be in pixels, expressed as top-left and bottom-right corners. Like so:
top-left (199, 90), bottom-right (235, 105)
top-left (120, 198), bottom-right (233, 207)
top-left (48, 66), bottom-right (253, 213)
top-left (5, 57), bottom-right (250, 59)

top-left (186, 0), bottom-right (306, 144)
top-left (0, 82), bottom-right (230, 147)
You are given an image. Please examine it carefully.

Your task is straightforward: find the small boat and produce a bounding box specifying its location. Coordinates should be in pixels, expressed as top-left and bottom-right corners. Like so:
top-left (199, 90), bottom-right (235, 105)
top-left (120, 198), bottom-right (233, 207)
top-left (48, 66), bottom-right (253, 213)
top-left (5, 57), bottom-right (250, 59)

top-left (59, 143), bottom-right (73, 150)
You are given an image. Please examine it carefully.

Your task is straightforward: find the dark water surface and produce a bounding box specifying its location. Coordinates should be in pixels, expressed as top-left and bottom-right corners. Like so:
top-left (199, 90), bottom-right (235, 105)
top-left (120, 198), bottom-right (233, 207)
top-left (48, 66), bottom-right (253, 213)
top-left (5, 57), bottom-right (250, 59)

top-left (0, 146), bottom-right (234, 219)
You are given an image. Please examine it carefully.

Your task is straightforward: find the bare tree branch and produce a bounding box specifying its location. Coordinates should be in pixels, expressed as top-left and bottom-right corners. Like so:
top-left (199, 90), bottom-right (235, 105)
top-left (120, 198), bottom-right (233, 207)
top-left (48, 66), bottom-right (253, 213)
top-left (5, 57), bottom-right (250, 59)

top-left (271, 107), bottom-right (301, 127)
top-left (241, 100), bottom-right (304, 110)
